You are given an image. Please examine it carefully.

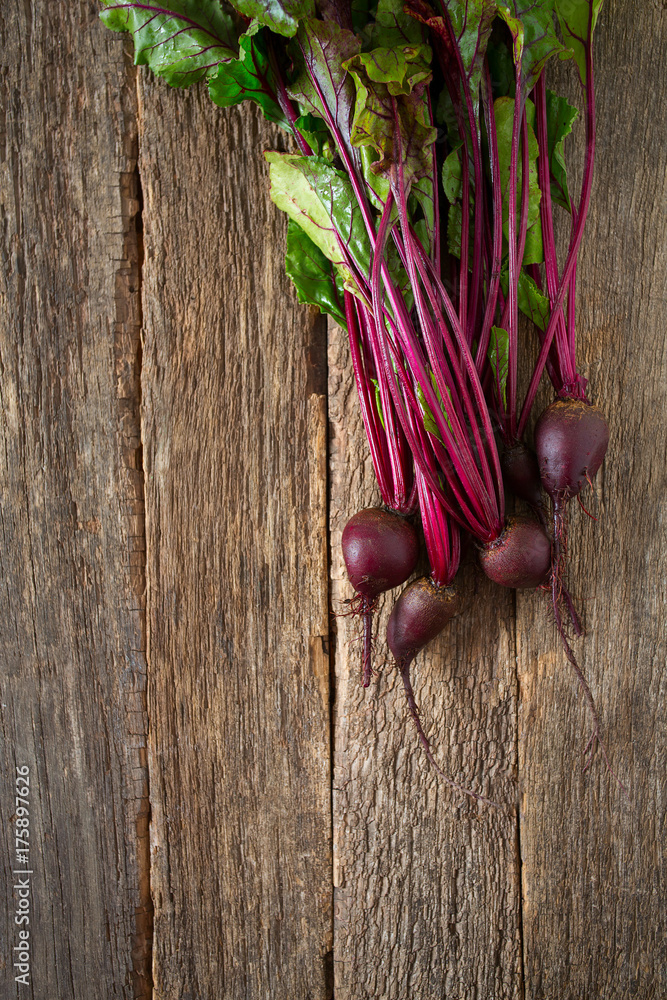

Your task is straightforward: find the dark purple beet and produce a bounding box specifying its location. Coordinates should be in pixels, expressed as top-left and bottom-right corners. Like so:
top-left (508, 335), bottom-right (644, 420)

top-left (535, 398), bottom-right (609, 501)
top-left (501, 442), bottom-right (544, 510)
top-left (387, 576), bottom-right (462, 667)
top-left (478, 514), bottom-right (551, 589)
top-left (342, 507), bottom-right (419, 687)
top-left (342, 508), bottom-right (418, 599)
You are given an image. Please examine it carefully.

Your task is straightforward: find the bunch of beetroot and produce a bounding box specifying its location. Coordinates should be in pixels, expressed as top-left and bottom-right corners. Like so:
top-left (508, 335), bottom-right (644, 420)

top-left (101, 0), bottom-right (611, 798)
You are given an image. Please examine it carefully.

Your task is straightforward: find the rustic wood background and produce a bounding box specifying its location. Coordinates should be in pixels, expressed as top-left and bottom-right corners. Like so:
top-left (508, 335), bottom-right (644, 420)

top-left (0, 1), bottom-right (664, 998)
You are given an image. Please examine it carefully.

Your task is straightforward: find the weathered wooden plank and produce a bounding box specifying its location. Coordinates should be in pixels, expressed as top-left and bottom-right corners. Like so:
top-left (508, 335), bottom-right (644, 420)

top-left (516, 3), bottom-right (667, 997)
top-left (329, 325), bottom-right (523, 998)
top-left (138, 84), bottom-right (332, 998)
top-left (0, 3), bottom-right (150, 998)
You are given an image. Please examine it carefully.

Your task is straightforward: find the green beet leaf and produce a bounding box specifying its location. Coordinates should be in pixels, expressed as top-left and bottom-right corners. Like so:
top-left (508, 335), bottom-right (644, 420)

top-left (447, 202), bottom-right (462, 259)
top-left (266, 152), bottom-right (345, 267)
top-left (500, 268), bottom-right (551, 330)
top-left (231, 0), bottom-right (315, 38)
top-left (359, 146), bottom-right (392, 210)
top-left (347, 45), bottom-right (432, 97)
top-left (554, 0), bottom-right (603, 85)
top-left (369, 378), bottom-right (386, 430)
top-left (446, 202), bottom-right (476, 266)
top-left (304, 159), bottom-right (373, 280)
top-left (438, 0), bottom-right (497, 99)
top-left (288, 19), bottom-right (361, 153)
top-left (416, 384), bottom-right (444, 442)
top-left (356, 124), bottom-right (435, 255)
top-left (435, 87), bottom-right (462, 148)
top-left (497, 0), bottom-right (568, 93)
top-left (517, 270), bottom-right (550, 329)
top-left (545, 88), bottom-right (578, 212)
top-left (410, 174), bottom-right (436, 251)
top-left (494, 96), bottom-right (543, 263)
top-left (406, 0), bottom-right (496, 117)
top-left (429, 371), bottom-right (454, 432)
top-left (100, 0), bottom-right (241, 86)
top-left (351, 0), bottom-right (379, 34)
top-left (416, 374), bottom-right (454, 441)
top-left (486, 28), bottom-right (516, 99)
top-left (370, 0), bottom-right (424, 48)
top-left (488, 325), bottom-right (510, 406)
top-left (442, 146), bottom-right (463, 204)
top-left (265, 152), bottom-right (372, 288)
top-left (285, 220), bottom-right (346, 326)
top-left (209, 29), bottom-right (289, 128)
top-left (344, 45), bottom-right (436, 189)
top-left (294, 114), bottom-right (335, 159)
top-left (521, 221), bottom-right (544, 265)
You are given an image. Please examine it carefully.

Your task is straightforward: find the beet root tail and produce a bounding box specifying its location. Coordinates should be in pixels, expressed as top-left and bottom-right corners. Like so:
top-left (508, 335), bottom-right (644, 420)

top-left (336, 593), bottom-right (379, 687)
top-left (361, 600), bottom-right (374, 688)
top-left (548, 529), bottom-right (628, 796)
top-left (549, 500), bottom-right (584, 636)
top-left (398, 657), bottom-right (500, 808)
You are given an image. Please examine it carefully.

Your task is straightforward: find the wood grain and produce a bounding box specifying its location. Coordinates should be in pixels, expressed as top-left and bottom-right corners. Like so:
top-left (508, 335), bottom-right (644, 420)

top-left (137, 84), bottom-right (332, 999)
top-left (2, 2), bottom-right (666, 998)
top-left (328, 325), bottom-right (523, 999)
top-left (516, 3), bottom-right (667, 997)
top-left (0, 2), bottom-right (150, 997)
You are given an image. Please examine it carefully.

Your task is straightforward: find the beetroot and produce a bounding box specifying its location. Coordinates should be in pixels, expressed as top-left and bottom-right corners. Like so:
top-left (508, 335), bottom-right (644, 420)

top-left (501, 442), bottom-right (544, 512)
top-left (478, 515), bottom-right (551, 589)
top-left (535, 398), bottom-right (609, 502)
top-left (533, 397), bottom-right (621, 775)
top-left (342, 508), bottom-right (418, 598)
top-left (534, 396), bottom-right (609, 629)
top-left (342, 508), bottom-right (418, 686)
top-left (387, 577), bottom-right (462, 668)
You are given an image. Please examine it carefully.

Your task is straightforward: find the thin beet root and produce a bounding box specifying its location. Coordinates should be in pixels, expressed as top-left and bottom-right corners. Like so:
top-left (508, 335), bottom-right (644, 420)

top-left (386, 578), bottom-right (497, 806)
top-left (559, 577), bottom-right (584, 637)
top-left (478, 515), bottom-right (551, 589)
top-left (549, 559), bottom-right (627, 795)
top-left (336, 592), bottom-right (378, 686)
top-left (541, 495), bottom-right (625, 790)
top-left (535, 398), bottom-right (609, 501)
top-left (342, 507), bottom-right (419, 686)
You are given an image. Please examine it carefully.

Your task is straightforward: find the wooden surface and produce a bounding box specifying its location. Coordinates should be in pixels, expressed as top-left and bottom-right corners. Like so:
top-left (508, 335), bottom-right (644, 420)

top-left (138, 83), bottom-right (332, 1000)
top-left (0, 2), bottom-right (150, 997)
top-left (516, 5), bottom-right (667, 997)
top-left (328, 333), bottom-right (523, 999)
top-left (0, 1), bottom-right (665, 998)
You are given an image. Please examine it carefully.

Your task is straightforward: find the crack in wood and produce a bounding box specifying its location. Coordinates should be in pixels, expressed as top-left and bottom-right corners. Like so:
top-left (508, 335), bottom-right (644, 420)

top-left (117, 67), bottom-right (153, 1000)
